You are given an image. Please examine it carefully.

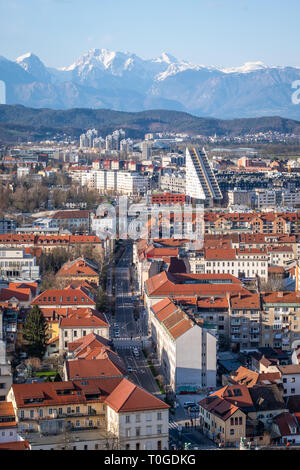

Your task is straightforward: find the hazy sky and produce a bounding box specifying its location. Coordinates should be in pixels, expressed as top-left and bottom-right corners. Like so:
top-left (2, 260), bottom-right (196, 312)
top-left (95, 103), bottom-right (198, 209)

top-left (1, 0), bottom-right (300, 68)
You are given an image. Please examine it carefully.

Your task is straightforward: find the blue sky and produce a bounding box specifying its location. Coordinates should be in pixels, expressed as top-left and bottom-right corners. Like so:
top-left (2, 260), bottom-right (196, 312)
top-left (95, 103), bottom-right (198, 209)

top-left (1, 0), bottom-right (300, 68)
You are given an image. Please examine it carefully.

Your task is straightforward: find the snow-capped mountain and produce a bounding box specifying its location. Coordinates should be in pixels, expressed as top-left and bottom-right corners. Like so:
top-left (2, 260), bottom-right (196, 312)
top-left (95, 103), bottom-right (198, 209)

top-left (1, 48), bottom-right (300, 119)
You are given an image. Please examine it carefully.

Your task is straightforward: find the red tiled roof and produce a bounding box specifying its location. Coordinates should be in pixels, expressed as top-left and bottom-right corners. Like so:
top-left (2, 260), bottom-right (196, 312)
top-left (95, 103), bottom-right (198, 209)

top-left (262, 292), bottom-right (300, 304)
top-left (65, 357), bottom-right (125, 380)
top-left (0, 440), bottom-right (31, 450)
top-left (104, 378), bottom-right (169, 412)
top-left (32, 287), bottom-right (95, 307)
top-left (60, 308), bottom-right (108, 328)
top-left (152, 298), bottom-right (194, 340)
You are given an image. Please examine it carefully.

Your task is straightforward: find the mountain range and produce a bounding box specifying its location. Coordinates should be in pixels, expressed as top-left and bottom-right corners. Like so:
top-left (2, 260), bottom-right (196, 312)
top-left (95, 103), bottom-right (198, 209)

top-left (1, 49), bottom-right (300, 119)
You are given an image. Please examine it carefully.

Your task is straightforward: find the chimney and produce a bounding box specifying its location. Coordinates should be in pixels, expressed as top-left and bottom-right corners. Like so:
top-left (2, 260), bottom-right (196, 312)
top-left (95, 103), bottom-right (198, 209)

top-left (278, 292), bottom-right (283, 298)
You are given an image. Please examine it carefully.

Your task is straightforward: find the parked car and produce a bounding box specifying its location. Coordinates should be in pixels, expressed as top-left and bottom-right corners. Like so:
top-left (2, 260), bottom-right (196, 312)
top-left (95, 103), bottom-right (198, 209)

top-left (183, 401), bottom-right (196, 409)
top-left (127, 366), bottom-right (133, 373)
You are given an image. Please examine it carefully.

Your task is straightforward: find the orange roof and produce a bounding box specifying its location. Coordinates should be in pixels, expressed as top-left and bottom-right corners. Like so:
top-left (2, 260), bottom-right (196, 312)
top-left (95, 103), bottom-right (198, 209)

top-left (211, 385), bottom-right (254, 409)
top-left (262, 291), bottom-right (300, 304)
top-left (60, 308), bottom-right (108, 328)
top-left (65, 357), bottom-right (126, 380)
top-left (32, 287), bottom-right (95, 307)
top-left (0, 440), bottom-right (31, 450)
top-left (104, 378), bottom-right (169, 412)
top-left (198, 395), bottom-right (242, 421)
top-left (230, 293), bottom-right (261, 310)
top-left (146, 271), bottom-right (247, 298)
top-left (57, 258), bottom-right (98, 277)
top-left (152, 298), bottom-right (194, 340)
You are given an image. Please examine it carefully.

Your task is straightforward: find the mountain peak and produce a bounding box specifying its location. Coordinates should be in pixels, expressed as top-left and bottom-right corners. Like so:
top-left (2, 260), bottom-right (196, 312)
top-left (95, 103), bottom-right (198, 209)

top-left (154, 52), bottom-right (178, 64)
top-left (221, 61), bottom-right (269, 74)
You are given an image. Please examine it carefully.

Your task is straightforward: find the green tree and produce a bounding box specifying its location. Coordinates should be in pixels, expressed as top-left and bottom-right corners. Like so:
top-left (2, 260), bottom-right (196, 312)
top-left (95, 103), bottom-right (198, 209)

top-left (23, 306), bottom-right (49, 359)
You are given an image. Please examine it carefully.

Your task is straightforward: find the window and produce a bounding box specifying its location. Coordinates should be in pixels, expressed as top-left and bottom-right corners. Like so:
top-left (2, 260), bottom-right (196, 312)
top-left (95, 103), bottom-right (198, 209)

top-left (283, 378), bottom-right (287, 383)
top-left (125, 428), bottom-right (131, 437)
top-left (125, 415), bottom-right (130, 424)
top-left (157, 425), bottom-right (162, 434)
top-left (230, 429), bottom-right (234, 435)
top-left (136, 427), bottom-right (140, 437)
top-left (136, 414), bottom-right (141, 423)
top-left (157, 412), bottom-right (162, 421)
top-left (146, 426), bottom-right (152, 435)
top-left (146, 413), bottom-right (152, 421)
top-left (76, 406), bottom-right (80, 413)
top-left (291, 377), bottom-right (295, 383)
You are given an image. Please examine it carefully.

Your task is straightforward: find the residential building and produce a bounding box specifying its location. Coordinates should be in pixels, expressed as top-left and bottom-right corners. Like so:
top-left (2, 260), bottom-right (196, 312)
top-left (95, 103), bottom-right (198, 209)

top-left (150, 298), bottom-right (217, 393)
top-left (185, 147), bottom-right (223, 205)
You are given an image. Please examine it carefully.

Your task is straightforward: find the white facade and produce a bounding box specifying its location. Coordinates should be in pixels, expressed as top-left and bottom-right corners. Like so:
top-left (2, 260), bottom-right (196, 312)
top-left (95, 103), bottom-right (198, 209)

top-left (185, 147), bottom-right (222, 204)
top-left (0, 341), bottom-right (12, 402)
top-left (0, 248), bottom-right (40, 281)
top-left (106, 406), bottom-right (169, 450)
top-left (150, 304), bottom-right (217, 393)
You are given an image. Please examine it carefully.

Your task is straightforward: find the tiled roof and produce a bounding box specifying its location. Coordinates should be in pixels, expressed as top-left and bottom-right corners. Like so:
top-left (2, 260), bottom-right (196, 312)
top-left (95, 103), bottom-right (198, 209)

top-left (57, 258), bottom-right (99, 277)
top-left (59, 308), bottom-right (108, 328)
top-left (261, 292), bottom-right (300, 304)
top-left (11, 378), bottom-right (123, 408)
top-left (0, 440), bottom-right (31, 450)
top-left (145, 271), bottom-right (245, 298)
top-left (152, 297), bottom-right (194, 340)
top-left (65, 357), bottom-right (126, 380)
top-left (32, 287), bottom-right (95, 307)
top-left (277, 364), bottom-right (300, 375)
top-left (230, 293), bottom-right (261, 309)
top-left (104, 378), bottom-right (169, 412)
top-left (198, 395), bottom-right (241, 421)
top-left (50, 210), bottom-right (90, 219)
top-left (211, 385), bottom-right (254, 409)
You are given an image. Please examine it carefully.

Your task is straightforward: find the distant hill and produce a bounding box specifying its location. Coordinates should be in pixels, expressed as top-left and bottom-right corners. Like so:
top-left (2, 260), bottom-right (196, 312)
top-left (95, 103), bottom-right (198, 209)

top-left (1, 104), bottom-right (300, 142)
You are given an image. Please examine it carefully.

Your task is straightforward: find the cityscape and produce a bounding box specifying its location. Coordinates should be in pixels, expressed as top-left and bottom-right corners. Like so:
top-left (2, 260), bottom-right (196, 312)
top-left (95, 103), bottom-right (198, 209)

top-left (1, 0), bottom-right (300, 459)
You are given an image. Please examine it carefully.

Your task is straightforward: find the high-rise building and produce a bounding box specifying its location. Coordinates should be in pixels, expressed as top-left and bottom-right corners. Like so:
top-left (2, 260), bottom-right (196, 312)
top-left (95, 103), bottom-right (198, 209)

top-left (141, 141), bottom-right (152, 160)
top-left (185, 146), bottom-right (222, 205)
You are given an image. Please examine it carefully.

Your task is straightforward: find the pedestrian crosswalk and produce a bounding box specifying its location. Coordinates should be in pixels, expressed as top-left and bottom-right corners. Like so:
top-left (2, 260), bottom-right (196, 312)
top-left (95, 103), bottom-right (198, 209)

top-left (169, 418), bottom-right (179, 430)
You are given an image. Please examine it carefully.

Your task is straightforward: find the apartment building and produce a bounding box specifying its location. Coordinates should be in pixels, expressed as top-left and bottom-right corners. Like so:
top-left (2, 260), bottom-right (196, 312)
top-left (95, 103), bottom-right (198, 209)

top-left (261, 292), bottom-right (300, 350)
top-left (276, 365), bottom-right (300, 397)
top-left (105, 378), bottom-right (169, 451)
top-left (150, 298), bottom-right (217, 393)
top-left (185, 147), bottom-right (223, 206)
top-left (0, 248), bottom-right (40, 281)
top-left (56, 257), bottom-right (100, 286)
top-left (7, 375), bottom-right (169, 450)
top-left (198, 388), bottom-right (247, 447)
top-left (59, 308), bottom-right (109, 354)
top-left (205, 247), bottom-right (268, 281)
top-left (49, 210), bottom-right (91, 232)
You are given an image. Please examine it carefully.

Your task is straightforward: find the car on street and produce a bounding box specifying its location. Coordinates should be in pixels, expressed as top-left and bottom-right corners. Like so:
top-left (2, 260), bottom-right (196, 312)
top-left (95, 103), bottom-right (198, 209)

top-left (114, 331), bottom-right (120, 338)
top-left (183, 401), bottom-right (196, 409)
top-left (127, 366), bottom-right (133, 373)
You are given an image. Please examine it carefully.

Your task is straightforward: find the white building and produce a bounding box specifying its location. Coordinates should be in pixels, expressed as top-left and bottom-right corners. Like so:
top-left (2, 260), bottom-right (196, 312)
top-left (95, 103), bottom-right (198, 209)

top-left (205, 247), bottom-right (268, 281)
top-left (0, 248), bottom-right (40, 281)
top-left (0, 340), bottom-right (12, 402)
top-left (150, 298), bottom-right (217, 393)
top-left (277, 365), bottom-right (300, 397)
top-left (185, 147), bottom-right (222, 205)
top-left (105, 378), bottom-right (169, 450)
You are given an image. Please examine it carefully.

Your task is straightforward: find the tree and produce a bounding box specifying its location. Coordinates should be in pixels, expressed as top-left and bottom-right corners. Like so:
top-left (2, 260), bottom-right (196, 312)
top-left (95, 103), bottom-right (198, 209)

top-left (23, 306), bottom-right (49, 359)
